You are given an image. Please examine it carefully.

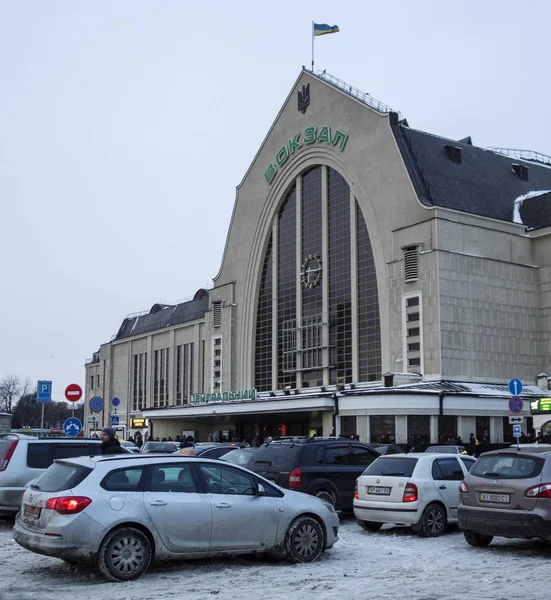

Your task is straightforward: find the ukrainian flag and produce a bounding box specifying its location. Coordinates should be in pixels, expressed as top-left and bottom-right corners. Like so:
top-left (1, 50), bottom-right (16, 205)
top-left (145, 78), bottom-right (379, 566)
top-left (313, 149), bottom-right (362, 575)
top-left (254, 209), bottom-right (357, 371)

top-left (314, 23), bottom-right (339, 37)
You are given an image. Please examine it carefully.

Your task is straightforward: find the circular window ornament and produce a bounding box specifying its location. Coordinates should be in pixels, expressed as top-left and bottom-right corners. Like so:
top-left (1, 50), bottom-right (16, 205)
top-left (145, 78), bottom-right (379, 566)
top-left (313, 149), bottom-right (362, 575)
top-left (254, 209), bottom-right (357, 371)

top-left (301, 255), bottom-right (322, 289)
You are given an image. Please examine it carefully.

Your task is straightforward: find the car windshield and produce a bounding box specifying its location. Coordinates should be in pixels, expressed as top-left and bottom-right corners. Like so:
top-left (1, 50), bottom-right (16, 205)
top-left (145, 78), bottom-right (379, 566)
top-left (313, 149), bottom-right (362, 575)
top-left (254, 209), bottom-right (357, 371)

top-left (471, 453), bottom-right (544, 479)
top-left (362, 457), bottom-right (418, 477)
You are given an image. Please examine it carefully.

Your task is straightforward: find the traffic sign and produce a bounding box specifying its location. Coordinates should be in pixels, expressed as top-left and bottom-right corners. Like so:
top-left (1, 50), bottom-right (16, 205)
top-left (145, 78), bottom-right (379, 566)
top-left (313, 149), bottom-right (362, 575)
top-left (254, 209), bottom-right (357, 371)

top-left (112, 397), bottom-right (120, 407)
top-left (509, 378), bottom-right (523, 396)
top-left (513, 424), bottom-right (522, 438)
top-left (509, 415), bottom-right (524, 424)
top-left (509, 397), bottom-right (524, 414)
top-left (89, 396), bottom-right (104, 413)
top-left (37, 380), bottom-right (52, 403)
top-left (65, 383), bottom-right (83, 403)
top-left (63, 417), bottom-right (82, 437)
top-left (111, 415), bottom-right (120, 426)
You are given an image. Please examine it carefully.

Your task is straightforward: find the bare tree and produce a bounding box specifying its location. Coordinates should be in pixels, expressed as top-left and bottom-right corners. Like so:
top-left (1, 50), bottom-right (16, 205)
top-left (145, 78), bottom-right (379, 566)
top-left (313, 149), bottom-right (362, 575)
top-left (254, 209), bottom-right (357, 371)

top-left (0, 375), bottom-right (31, 413)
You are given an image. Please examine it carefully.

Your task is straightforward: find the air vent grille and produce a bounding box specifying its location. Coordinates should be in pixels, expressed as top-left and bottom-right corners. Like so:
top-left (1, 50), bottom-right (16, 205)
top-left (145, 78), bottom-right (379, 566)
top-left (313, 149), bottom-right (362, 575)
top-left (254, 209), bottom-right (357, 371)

top-left (404, 247), bottom-right (419, 282)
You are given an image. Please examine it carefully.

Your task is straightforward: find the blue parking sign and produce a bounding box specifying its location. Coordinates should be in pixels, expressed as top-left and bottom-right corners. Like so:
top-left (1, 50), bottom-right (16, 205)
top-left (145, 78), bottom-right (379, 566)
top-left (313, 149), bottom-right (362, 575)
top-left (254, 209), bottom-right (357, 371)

top-left (37, 380), bottom-right (52, 403)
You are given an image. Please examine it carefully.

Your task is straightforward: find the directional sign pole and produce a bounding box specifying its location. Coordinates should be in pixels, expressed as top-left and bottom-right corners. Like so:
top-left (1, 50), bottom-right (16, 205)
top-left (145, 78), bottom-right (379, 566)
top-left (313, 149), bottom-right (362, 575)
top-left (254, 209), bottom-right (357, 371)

top-left (41, 403), bottom-right (45, 436)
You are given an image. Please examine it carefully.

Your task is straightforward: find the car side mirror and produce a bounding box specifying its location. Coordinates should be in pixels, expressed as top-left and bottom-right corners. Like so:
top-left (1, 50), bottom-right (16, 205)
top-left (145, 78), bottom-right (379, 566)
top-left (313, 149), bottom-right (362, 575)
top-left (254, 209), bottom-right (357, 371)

top-left (256, 483), bottom-right (267, 497)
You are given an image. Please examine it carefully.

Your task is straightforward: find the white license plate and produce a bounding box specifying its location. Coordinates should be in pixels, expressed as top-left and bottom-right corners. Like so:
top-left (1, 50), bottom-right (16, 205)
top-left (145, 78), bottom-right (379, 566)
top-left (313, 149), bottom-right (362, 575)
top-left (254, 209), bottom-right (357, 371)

top-left (24, 504), bottom-right (41, 518)
top-left (367, 486), bottom-right (391, 495)
top-left (479, 493), bottom-right (510, 503)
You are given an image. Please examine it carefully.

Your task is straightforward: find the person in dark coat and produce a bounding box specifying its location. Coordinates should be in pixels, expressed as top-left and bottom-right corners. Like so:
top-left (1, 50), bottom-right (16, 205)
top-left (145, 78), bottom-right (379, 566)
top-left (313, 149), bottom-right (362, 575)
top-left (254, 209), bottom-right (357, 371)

top-left (100, 427), bottom-right (124, 454)
top-left (179, 435), bottom-right (194, 449)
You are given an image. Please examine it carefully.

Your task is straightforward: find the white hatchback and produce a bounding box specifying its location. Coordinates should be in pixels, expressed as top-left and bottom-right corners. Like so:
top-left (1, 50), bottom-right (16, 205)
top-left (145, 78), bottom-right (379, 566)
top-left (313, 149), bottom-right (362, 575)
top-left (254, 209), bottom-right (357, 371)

top-left (353, 453), bottom-right (476, 536)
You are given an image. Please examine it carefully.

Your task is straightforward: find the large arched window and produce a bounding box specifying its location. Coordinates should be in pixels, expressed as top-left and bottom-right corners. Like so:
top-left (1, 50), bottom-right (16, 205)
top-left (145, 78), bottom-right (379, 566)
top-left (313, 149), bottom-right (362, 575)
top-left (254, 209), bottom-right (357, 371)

top-left (255, 165), bottom-right (381, 391)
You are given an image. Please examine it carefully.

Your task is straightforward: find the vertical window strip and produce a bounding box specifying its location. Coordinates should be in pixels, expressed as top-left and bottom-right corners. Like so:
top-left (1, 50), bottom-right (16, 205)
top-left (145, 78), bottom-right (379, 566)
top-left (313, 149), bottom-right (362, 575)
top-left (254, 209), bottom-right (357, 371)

top-left (356, 200), bottom-right (381, 382)
top-left (328, 167), bottom-right (352, 385)
top-left (277, 188), bottom-right (297, 389)
top-left (254, 235), bottom-right (273, 391)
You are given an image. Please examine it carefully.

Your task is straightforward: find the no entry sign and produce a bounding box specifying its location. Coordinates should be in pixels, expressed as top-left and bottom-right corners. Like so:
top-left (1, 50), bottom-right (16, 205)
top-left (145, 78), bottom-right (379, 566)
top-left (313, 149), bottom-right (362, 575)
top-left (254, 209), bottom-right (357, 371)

top-left (65, 383), bottom-right (83, 403)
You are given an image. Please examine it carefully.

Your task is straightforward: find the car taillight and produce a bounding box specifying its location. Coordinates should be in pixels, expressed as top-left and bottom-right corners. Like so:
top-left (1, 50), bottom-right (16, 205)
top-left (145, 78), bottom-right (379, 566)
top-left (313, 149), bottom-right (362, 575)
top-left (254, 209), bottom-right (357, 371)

top-left (354, 480), bottom-right (359, 499)
top-left (45, 496), bottom-right (92, 514)
top-left (525, 483), bottom-right (551, 499)
top-left (0, 440), bottom-right (18, 472)
top-left (289, 467), bottom-right (302, 489)
top-left (459, 480), bottom-right (469, 493)
top-left (402, 482), bottom-right (418, 502)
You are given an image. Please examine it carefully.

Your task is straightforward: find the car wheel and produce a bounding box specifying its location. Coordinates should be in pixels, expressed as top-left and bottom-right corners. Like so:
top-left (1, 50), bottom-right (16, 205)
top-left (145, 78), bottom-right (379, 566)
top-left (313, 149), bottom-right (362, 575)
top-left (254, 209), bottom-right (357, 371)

top-left (418, 503), bottom-right (447, 537)
top-left (358, 520), bottom-right (383, 532)
top-left (98, 527), bottom-right (152, 582)
top-left (285, 516), bottom-right (325, 563)
top-left (315, 490), bottom-right (336, 508)
top-left (464, 531), bottom-right (493, 547)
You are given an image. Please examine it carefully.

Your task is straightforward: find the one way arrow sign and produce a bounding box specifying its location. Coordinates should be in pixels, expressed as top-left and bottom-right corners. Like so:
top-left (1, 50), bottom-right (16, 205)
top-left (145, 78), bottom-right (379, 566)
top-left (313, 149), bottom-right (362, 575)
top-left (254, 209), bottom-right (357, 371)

top-left (509, 415), bottom-right (524, 424)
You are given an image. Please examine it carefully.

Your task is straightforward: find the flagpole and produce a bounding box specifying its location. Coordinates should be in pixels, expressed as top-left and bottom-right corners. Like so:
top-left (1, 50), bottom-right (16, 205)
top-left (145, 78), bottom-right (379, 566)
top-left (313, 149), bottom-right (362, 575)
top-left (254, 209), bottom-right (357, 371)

top-left (311, 21), bottom-right (314, 72)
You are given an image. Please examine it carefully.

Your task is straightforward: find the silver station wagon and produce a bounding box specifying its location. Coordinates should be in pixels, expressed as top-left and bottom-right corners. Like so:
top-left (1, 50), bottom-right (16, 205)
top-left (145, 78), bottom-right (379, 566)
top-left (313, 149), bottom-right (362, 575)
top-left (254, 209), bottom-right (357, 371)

top-left (13, 454), bottom-right (339, 581)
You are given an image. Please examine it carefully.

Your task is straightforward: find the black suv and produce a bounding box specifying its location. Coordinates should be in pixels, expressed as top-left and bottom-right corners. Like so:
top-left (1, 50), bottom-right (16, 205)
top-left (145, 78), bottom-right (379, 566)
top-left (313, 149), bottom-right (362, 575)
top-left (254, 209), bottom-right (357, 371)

top-left (246, 437), bottom-right (379, 510)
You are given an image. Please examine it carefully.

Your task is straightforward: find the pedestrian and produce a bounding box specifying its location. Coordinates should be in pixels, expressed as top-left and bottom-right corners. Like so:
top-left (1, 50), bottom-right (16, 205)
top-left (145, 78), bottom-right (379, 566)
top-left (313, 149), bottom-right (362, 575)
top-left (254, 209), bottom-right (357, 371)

top-left (179, 435), bottom-right (194, 449)
top-left (251, 433), bottom-right (261, 447)
top-left (100, 427), bottom-right (124, 454)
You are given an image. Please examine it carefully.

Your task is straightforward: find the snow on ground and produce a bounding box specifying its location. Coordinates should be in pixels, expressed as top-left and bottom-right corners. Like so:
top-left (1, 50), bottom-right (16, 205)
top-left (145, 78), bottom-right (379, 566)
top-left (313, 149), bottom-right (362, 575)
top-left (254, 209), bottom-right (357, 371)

top-left (0, 515), bottom-right (549, 600)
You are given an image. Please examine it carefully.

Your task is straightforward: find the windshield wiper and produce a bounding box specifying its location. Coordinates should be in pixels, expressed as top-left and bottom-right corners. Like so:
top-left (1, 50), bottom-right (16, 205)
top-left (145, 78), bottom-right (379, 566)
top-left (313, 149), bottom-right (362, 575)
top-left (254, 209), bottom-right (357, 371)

top-left (483, 472), bottom-right (501, 478)
top-left (29, 484), bottom-right (40, 490)
top-left (381, 472), bottom-right (405, 476)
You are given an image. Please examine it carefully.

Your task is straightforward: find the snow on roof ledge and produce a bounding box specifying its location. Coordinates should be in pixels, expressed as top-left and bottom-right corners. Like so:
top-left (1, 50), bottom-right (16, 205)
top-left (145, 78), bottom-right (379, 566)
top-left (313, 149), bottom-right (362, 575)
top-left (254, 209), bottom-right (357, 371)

top-left (513, 190), bottom-right (551, 224)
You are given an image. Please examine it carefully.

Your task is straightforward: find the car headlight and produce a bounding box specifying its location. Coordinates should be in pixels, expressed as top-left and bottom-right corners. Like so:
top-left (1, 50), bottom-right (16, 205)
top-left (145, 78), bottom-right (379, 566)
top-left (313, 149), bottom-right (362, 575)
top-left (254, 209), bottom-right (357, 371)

top-left (322, 501), bottom-right (336, 513)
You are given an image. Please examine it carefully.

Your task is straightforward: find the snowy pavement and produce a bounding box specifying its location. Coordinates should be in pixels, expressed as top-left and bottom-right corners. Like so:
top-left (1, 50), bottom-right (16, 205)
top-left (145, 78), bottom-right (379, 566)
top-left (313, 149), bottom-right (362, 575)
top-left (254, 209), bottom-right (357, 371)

top-left (0, 515), bottom-right (549, 600)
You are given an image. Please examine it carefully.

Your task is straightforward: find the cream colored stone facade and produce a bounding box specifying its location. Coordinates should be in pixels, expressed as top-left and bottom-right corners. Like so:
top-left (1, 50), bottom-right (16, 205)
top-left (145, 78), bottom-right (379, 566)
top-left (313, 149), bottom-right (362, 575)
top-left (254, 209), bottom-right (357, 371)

top-left (85, 70), bottom-right (551, 444)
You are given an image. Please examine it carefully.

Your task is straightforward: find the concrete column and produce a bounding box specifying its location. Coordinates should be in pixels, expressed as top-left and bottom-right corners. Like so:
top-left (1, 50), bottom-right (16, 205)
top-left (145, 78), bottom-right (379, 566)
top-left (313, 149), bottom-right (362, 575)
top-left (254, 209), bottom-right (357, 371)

top-left (395, 415), bottom-right (407, 444)
top-left (357, 415), bottom-right (368, 443)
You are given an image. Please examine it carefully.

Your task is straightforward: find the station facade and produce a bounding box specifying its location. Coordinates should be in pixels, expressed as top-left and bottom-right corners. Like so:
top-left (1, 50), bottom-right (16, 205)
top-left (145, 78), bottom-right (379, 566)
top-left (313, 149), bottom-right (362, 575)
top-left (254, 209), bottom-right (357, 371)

top-left (85, 69), bottom-right (551, 446)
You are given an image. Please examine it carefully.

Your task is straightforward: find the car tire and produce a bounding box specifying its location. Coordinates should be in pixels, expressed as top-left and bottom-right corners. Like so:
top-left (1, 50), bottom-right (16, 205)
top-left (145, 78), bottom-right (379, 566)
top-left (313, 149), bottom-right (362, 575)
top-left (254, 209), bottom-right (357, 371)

top-left (417, 503), bottom-right (447, 537)
top-left (285, 516), bottom-right (325, 563)
top-left (358, 520), bottom-right (383, 532)
top-left (98, 527), bottom-right (152, 582)
top-left (464, 530), bottom-right (493, 547)
top-left (315, 490), bottom-right (336, 508)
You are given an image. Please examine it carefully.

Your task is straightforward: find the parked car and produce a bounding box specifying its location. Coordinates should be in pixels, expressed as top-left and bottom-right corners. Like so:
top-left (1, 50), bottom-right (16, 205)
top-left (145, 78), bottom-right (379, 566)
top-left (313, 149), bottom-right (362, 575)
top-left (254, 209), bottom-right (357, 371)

top-left (246, 436), bottom-right (380, 510)
top-left (139, 441), bottom-right (178, 454)
top-left (193, 442), bottom-right (242, 459)
top-left (0, 433), bottom-right (102, 516)
top-left (221, 447), bottom-right (258, 466)
top-left (120, 441), bottom-right (139, 453)
top-left (369, 443), bottom-right (404, 456)
top-left (13, 454), bottom-right (339, 581)
top-left (458, 446), bottom-right (551, 547)
top-left (354, 452), bottom-right (477, 536)
top-left (424, 445), bottom-right (470, 455)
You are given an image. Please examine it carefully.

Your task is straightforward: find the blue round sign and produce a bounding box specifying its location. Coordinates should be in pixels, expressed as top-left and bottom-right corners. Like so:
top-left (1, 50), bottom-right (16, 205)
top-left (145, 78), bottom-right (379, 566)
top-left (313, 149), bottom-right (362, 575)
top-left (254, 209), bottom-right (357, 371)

top-left (112, 397), bottom-right (120, 407)
top-left (509, 397), bottom-right (524, 414)
top-left (89, 396), bottom-right (104, 413)
top-left (63, 417), bottom-right (82, 437)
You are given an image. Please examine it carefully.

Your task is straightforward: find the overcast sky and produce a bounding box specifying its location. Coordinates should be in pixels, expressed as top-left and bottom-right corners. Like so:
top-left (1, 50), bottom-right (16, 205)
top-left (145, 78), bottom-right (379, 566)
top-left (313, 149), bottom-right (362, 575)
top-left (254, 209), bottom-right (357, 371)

top-left (1, 1), bottom-right (549, 404)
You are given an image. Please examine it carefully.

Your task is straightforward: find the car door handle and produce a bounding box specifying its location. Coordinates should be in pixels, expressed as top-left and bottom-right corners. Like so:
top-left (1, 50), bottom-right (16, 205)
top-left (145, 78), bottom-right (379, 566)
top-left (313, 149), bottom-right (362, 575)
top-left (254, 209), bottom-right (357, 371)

top-left (438, 485), bottom-right (447, 490)
top-left (216, 503), bottom-right (231, 508)
top-left (149, 500), bottom-right (167, 506)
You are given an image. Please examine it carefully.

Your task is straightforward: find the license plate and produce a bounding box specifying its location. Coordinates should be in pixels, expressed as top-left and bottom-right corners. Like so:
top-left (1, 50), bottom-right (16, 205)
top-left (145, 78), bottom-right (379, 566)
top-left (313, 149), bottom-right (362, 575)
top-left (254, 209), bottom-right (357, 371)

top-left (367, 486), bottom-right (391, 495)
top-left (24, 504), bottom-right (41, 518)
top-left (479, 493), bottom-right (510, 503)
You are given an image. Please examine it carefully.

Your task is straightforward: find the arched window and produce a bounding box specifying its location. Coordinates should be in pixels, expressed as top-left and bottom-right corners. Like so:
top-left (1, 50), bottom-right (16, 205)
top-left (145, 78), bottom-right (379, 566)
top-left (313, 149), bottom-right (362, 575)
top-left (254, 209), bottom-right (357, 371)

top-left (255, 166), bottom-right (381, 391)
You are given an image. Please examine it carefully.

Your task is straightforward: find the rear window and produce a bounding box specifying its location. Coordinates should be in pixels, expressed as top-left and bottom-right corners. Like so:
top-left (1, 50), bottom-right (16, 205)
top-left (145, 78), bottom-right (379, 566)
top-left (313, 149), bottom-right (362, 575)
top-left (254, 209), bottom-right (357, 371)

top-left (362, 457), bottom-right (418, 477)
top-left (471, 453), bottom-right (544, 479)
top-left (27, 443), bottom-right (101, 469)
top-left (248, 443), bottom-right (302, 469)
top-left (32, 462), bottom-right (92, 492)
